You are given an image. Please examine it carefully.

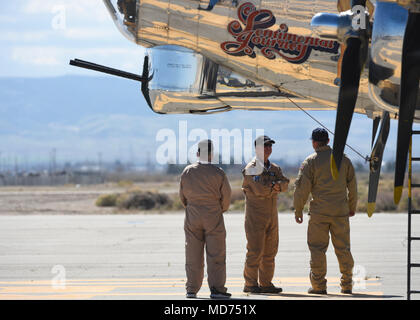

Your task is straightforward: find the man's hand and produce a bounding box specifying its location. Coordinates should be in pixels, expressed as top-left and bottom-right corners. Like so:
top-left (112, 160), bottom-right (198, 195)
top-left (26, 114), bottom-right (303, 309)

top-left (295, 211), bottom-right (303, 224)
top-left (349, 211), bottom-right (355, 217)
top-left (272, 183), bottom-right (281, 192)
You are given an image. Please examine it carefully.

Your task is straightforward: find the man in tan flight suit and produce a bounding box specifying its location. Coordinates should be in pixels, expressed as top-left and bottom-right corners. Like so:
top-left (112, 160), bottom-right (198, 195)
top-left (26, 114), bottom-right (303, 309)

top-left (294, 128), bottom-right (357, 295)
top-left (179, 139), bottom-right (232, 299)
top-left (242, 135), bottom-right (289, 294)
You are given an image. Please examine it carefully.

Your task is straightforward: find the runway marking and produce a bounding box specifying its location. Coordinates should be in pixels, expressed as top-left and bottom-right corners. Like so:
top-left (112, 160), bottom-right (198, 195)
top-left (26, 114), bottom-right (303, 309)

top-left (0, 276), bottom-right (381, 285)
top-left (0, 277), bottom-right (383, 300)
top-left (0, 282), bottom-right (381, 293)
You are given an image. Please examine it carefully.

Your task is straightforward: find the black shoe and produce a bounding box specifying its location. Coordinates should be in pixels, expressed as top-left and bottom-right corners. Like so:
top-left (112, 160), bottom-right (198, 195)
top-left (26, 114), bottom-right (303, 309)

top-left (259, 285), bottom-right (283, 294)
top-left (243, 286), bottom-right (261, 293)
top-left (308, 287), bottom-right (327, 295)
top-left (186, 292), bottom-right (197, 298)
top-left (341, 288), bottom-right (352, 294)
top-left (210, 288), bottom-right (231, 299)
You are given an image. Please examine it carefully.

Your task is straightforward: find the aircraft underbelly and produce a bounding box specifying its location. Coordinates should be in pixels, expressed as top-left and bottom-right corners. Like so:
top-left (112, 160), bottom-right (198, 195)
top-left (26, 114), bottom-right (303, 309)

top-left (136, 0), bottom-right (375, 115)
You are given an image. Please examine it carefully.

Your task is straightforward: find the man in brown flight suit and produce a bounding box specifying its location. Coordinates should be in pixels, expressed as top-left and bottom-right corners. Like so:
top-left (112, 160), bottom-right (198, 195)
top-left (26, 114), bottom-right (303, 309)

top-left (294, 128), bottom-right (357, 295)
top-left (179, 139), bottom-right (232, 299)
top-left (242, 135), bottom-right (289, 294)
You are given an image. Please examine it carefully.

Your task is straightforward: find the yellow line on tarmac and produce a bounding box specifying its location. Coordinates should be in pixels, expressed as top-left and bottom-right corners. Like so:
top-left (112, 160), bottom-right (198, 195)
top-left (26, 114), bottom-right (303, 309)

top-left (0, 277), bottom-right (383, 300)
top-left (0, 291), bottom-right (385, 300)
top-left (0, 286), bottom-right (115, 294)
top-left (0, 282), bottom-right (381, 294)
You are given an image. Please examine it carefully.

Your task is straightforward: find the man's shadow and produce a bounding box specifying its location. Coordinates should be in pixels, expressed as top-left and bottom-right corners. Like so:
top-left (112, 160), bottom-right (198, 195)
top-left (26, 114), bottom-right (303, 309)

top-left (188, 292), bottom-right (403, 300)
top-left (248, 292), bottom-right (402, 299)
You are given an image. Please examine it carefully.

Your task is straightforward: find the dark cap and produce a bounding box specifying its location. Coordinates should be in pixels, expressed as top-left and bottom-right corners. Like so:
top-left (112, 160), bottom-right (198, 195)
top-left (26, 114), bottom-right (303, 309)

top-left (311, 128), bottom-right (329, 142)
top-left (254, 135), bottom-right (275, 147)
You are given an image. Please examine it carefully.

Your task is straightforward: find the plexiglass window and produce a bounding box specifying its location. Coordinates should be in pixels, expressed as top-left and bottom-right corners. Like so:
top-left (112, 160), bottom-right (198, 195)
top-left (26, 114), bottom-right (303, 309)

top-left (103, 0), bottom-right (137, 42)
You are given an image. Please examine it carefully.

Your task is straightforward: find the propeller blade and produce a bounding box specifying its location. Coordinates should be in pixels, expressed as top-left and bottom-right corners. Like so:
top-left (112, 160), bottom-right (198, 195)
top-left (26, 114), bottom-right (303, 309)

top-left (371, 116), bottom-right (381, 148)
top-left (331, 36), bottom-right (367, 179)
top-left (331, 0), bottom-right (369, 179)
top-left (394, 12), bottom-right (420, 204)
top-left (367, 111), bottom-right (390, 217)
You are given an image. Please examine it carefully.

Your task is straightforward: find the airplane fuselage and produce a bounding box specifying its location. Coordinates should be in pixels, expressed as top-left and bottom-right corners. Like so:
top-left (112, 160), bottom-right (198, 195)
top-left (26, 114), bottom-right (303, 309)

top-left (103, 0), bottom-right (419, 120)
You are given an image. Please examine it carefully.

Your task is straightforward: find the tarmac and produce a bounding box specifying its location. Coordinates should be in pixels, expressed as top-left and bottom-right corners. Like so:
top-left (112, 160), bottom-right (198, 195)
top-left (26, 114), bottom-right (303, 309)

top-left (0, 212), bottom-right (418, 300)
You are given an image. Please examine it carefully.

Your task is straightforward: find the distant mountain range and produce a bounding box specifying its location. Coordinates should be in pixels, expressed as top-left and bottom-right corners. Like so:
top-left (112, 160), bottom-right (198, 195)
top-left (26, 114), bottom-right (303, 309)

top-left (0, 76), bottom-right (148, 128)
top-left (0, 76), bottom-right (400, 168)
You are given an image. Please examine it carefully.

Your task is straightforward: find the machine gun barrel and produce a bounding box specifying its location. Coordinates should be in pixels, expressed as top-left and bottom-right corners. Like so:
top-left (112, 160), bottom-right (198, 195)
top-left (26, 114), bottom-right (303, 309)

top-left (69, 59), bottom-right (145, 82)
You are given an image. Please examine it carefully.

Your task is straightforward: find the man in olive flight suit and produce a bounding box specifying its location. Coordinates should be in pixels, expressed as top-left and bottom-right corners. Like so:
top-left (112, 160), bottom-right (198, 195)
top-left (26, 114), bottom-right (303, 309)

top-left (294, 128), bottom-right (357, 295)
top-left (179, 139), bottom-right (232, 299)
top-left (242, 135), bottom-right (289, 294)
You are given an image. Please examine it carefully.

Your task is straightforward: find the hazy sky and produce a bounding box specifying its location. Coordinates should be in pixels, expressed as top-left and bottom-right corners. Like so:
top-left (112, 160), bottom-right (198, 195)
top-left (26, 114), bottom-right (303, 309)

top-left (0, 0), bottom-right (407, 167)
top-left (0, 0), bottom-right (145, 77)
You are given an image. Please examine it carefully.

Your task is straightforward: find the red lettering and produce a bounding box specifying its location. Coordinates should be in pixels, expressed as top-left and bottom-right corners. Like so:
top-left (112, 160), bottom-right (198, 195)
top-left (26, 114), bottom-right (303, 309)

top-left (252, 36), bottom-right (261, 45)
top-left (221, 2), bottom-right (338, 63)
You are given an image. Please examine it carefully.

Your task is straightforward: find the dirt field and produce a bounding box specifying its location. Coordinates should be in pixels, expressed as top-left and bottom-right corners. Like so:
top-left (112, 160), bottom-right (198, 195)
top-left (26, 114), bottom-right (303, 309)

top-left (0, 182), bottom-right (181, 215)
top-left (1, 173), bottom-right (417, 215)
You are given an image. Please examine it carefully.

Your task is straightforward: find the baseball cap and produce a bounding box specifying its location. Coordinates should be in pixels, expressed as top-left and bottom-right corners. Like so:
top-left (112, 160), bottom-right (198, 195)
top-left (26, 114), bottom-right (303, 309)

top-left (254, 135), bottom-right (275, 147)
top-left (311, 128), bottom-right (329, 142)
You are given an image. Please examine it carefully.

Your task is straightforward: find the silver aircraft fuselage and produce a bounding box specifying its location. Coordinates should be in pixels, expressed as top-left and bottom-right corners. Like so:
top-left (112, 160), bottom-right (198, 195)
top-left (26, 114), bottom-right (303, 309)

top-left (103, 0), bottom-right (420, 120)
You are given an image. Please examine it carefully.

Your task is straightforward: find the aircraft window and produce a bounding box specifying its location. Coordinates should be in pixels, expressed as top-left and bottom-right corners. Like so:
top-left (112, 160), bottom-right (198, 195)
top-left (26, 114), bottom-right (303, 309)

top-left (116, 0), bottom-right (136, 26)
top-left (103, 0), bottom-right (136, 42)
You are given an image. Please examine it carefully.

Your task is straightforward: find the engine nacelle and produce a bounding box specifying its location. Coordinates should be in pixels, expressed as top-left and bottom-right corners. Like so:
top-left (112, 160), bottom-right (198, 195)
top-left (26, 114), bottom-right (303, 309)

top-left (145, 45), bottom-right (318, 114)
top-left (368, 0), bottom-right (420, 119)
top-left (146, 45), bottom-right (228, 114)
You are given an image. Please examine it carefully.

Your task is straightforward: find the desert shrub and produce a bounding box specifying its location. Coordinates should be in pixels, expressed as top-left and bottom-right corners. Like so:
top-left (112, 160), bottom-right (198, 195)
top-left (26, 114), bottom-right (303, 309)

top-left (115, 193), bottom-right (129, 208)
top-left (375, 191), bottom-right (398, 212)
top-left (230, 188), bottom-right (245, 203)
top-left (231, 199), bottom-right (245, 211)
top-left (119, 192), bottom-right (155, 209)
top-left (413, 190), bottom-right (420, 208)
top-left (357, 201), bottom-right (367, 214)
top-left (356, 187), bottom-right (368, 213)
top-left (96, 190), bottom-right (172, 210)
top-left (397, 189), bottom-right (420, 212)
top-left (154, 192), bottom-right (172, 207)
top-left (95, 193), bottom-right (120, 207)
top-left (277, 191), bottom-right (293, 212)
top-left (170, 197), bottom-right (185, 210)
top-left (116, 191), bottom-right (172, 210)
